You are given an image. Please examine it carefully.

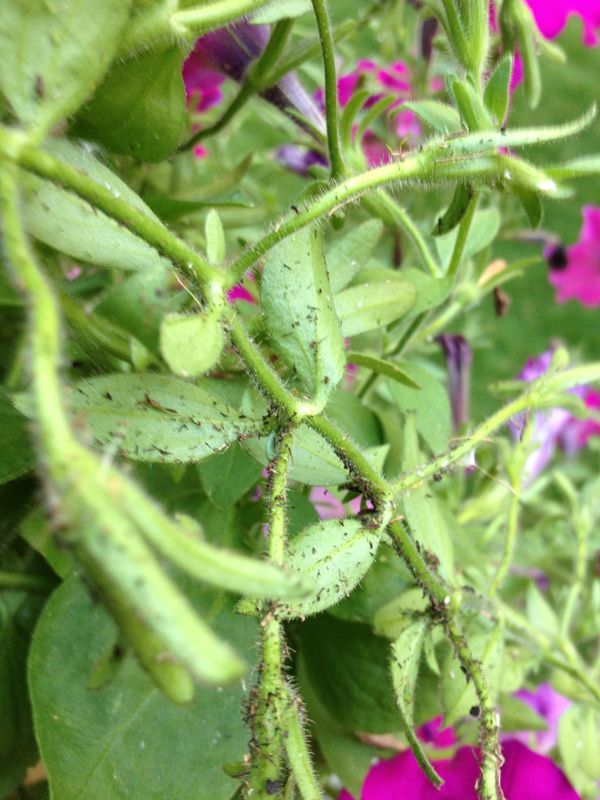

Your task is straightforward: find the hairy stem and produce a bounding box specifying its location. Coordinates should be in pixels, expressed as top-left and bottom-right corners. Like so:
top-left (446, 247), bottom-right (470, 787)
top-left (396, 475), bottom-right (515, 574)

top-left (310, 0), bottom-right (345, 179)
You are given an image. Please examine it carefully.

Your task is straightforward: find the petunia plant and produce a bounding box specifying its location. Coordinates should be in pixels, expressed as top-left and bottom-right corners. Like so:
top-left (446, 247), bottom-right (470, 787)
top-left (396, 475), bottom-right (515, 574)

top-left (0, 2), bottom-right (599, 800)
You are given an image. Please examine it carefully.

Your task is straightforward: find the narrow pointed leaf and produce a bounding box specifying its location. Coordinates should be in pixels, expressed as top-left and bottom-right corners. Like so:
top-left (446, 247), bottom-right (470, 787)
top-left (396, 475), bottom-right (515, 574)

top-left (401, 100), bottom-right (462, 134)
top-left (484, 54), bottom-right (513, 124)
top-left (347, 353), bottom-right (420, 389)
top-left (390, 622), bottom-right (443, 786)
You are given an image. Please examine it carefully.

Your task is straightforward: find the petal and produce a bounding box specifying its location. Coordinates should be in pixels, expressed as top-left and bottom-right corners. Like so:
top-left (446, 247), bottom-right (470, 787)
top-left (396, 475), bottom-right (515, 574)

top-left (501, 740), bottom-right (580, 799)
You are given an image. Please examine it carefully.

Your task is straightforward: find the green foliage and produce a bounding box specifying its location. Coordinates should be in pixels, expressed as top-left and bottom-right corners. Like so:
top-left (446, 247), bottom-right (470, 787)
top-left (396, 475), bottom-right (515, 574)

top-left (1, 3), bottom-right (600, 799)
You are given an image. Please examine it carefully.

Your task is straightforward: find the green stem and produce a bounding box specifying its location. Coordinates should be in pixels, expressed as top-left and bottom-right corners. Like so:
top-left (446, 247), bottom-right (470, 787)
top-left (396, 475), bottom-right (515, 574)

top-left (283, 685), bottom-right (324, 800)
top-left (0, 570), bottom-right (55, 593)
top-left (392, 388), bottom-right (548, 494)
top-left (364, 192), bottom-right (441, 276)
top-left (0, 128), bottom-right (218, 290)
top-left (444, 616), bottom-right (503, 800)
top-left (488, 464), bottom-right (523, 598)
top-left (446, 192), bottom-right (479, 278)
top-left (560, 513), bottom-right (589, 639)
top-left (247, 428), bottom-right (295, 799)
top-left (0, 163), bottom-right (72, 457)
top-left (310, 0), bottom-right (345, 179)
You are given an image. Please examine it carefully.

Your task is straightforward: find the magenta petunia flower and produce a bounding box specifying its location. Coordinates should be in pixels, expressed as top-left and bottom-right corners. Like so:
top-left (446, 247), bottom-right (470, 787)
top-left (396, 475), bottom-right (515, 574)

top-left (524, 0), bottom-right (600, 45)
top-left (509, 348), bottom-right (600, 481)
top-left (310, 486), bottom-right (363, 520)
top-left (339, 739), bottom-right (579, 799)
top-left (547, 206), bottom-right (600, 307)
top-left (183, 21), bottom-right (324, 134)
top-left (511, 683), bottom-right (571, 753)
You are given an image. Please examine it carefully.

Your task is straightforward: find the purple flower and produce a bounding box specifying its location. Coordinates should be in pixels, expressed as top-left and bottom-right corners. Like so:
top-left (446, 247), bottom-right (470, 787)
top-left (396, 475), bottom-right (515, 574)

top-left (547, 206), bottom-right (600, 307)
top-left (512, 683), bottom-right (571, 753)
top-left (183, 22), bottom-right (324, 135)
top-left (510, 348), bottom-right (600, 481)
top-left (437, 335), bottom-right (472, 434)
top-left (339, 740), bottom-right (579, 799)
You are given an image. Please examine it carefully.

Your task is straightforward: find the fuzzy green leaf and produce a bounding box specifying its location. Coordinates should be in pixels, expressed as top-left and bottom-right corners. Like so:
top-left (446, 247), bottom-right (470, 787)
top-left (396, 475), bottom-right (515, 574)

top-left (68, 374), bottom-right (262, 463)
top-left (334, 281), bottom-right (417, 336)
top-left (0, 0), bottom-right (130, 135)
top-left (261, 227), bottom-right (345, 410)
top-left (277, 519), bottom-right (382, 619)
top-left (328, 219), bottom-right (384, 293)
top-left (29, 578), bottom-right (256, 800)
top-left (22, 139), bottom-right (171, 274)
top-left (160, 312), bottom-right (225, 378)
top-left (402, 100), bottom-right (462, 134)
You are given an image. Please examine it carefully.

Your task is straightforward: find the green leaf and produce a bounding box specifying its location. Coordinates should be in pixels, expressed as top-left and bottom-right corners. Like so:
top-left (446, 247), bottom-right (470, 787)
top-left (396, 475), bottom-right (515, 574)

top-left (73, 47), bottom-right (187, 163)
top-left (484, 54), bottom-right (513, 124)
top-left (243, 424), bottom-right (387, 486)
top-left (197, 444), bottom-right (262, 509)
top-left (373, 588), bottom-right (429, 639)
top-left (68, 373), bottom-right (262, 463)
top-left (94, 267), bottom-right (185, 351)
top-left (261, 227), bottom-right (345, 411)
top-left (0, 389), bottom-right (34, 484)
top-left (435, 207), bottom-right (501, 269)
top-left (29, 578), bottom-right (255, 800)
top-left (390, 621), bottom-right (442, 786)
top-left (559, 706), bottom-right (600, 790)
top-left (386, 365), bottom-right (451, 454)
top-left (277, 519), bottom-right (382, 619)
top-left (400, 415), bottom-right (454, 579)
top-left (251, 0), bottom-right (311, 23)
top-left (328, 219), bottom-right (384, 293)
top-left (452, 78), bottom-right (494, 131)
top-left (205, 209), bottom-right (226, 266)
top-left (512, 184), bottom-right (543, 228)
top-left (499, 695), bottom-right (548, 733)
top-left (160, 311), bottom-right (225, 378)
top-left (355, 266), bottom-right (452, 316)
top-left (22, 139), bottom-right (171, 274)
top-left (432, 184), bottom-right (474, 236)
top-left (401, 100), bottom-right (462, 134)
top-left (526, 583), bottom-right (559, 636)
top-left (296, 654), bottom-right (380, 798)
top-left (0, 587), bottom-right (45, 796)
top-left (298, 615), bottom-right (400, 733)
top-left (347, 353), bottom-right (420, 389)
top-left (334, 282), bottom-right (417, 337)
top-left (0, 0), bottom-right (130, 135)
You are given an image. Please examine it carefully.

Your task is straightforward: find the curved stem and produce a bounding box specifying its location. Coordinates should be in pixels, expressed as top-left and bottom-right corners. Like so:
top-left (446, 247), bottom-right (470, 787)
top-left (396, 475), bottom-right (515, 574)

top-left (0, 128), bottom-right (218, 289)
top-left (446, 192), bottom-right (479, 278)
top-left (310, 0), bottom-right (345, 179)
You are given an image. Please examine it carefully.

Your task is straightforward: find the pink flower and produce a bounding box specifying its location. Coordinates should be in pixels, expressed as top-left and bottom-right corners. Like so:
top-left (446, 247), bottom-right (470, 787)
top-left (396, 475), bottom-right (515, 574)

top-left (339, 740), bottom-right (579, 799)
top-left (524, 0), bottom-right (600, 45)
top-left (437, 335), bottom-right (472, 434)
top-left (310, 486), bottom-right (362, 520)
top-left (547, 206), bottom-right (600, 307)
top-left (510, 348), bottom-right (600, 481)
top-left (511, 683), bottom-right (571, 753)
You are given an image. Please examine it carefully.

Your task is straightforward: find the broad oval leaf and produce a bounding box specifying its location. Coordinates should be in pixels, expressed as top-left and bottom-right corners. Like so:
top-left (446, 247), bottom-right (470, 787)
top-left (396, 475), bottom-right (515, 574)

top-left (22, 139), bottom-right (171, 273)
top-left (261, 226), bottom-right (345, 411)
top-left (353, 266), bottom-right (452, 316)
top-left (73, 47), bottom-right (187, 163)
top-left (435, 208), bottom-right (501, 270)
top-left (0, 0), bottom-right (131, 135)
top-left (277, 519), bottom-right (382, 619)
top-left (68, 374), bottom-right (262, 463)
top-left (334, 281), bottom-right (417, 337)
top-left (29, 578), bottom-right (256, 800)
top-left (328, 219), bottom-right (384, 293)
